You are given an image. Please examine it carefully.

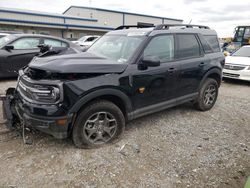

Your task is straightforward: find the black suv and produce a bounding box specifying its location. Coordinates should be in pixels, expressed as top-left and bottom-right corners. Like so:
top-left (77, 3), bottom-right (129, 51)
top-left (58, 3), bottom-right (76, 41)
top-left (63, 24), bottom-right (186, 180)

top-left (2, 24), bottom-right (225, 148)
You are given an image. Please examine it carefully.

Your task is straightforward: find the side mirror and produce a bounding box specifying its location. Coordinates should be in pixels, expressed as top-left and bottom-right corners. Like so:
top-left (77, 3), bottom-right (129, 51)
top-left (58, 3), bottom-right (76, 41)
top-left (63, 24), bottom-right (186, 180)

top-left (139, 56), bottom-right (160, 70)
top-left (4, 45), bottom-right (14, 51)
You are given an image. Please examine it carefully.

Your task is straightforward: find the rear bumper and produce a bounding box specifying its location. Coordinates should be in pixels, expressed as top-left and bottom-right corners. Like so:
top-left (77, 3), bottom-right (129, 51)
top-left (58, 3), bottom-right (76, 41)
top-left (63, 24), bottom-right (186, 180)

top-left (1, 89), bottom-right (73, 139)
top-left (223, 69), bottom-right (250, 81)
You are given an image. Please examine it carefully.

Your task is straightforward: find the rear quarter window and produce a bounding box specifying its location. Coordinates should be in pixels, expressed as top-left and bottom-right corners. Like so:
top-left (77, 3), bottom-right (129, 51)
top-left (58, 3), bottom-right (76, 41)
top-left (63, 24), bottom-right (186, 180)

top-left (204, 35), bottom-right (220, 52)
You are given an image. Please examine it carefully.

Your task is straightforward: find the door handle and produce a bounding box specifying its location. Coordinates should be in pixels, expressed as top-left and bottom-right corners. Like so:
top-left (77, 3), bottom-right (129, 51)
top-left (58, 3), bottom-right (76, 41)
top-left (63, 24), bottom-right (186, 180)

top-left (199, 62), bottom-right (205, 67)
top-left (167, 67), bottom-right (176, 74)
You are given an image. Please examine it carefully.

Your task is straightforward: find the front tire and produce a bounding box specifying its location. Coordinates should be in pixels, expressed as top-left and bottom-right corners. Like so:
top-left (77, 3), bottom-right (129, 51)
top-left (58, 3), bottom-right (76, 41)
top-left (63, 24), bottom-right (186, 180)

top-left (194, 78), bottom-right (219, 111)
top-left (72, 100), bottom-right (125, 148)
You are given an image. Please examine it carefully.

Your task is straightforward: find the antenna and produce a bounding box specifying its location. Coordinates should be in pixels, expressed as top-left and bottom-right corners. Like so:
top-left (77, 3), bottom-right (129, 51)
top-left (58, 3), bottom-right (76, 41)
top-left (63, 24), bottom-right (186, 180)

top-left (188, 19), bottom-right (192, 24)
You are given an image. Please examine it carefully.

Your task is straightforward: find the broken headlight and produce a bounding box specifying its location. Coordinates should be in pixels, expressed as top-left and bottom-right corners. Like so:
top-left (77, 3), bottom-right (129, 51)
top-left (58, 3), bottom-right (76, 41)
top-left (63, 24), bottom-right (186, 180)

top-left (31, 85), bottom-right (60, 103)
top-left (18, 81), bottom-right (61, 104)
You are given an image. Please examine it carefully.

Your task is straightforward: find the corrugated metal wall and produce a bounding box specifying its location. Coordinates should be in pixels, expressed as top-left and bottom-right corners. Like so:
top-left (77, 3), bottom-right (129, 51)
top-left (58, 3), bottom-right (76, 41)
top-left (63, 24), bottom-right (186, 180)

top-left (0, 6), bottom-right (182, 38)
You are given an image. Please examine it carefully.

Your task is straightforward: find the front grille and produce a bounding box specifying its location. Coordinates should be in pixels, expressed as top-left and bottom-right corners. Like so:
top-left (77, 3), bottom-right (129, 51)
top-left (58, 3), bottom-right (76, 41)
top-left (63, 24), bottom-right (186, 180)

top-left (17, 77), bottom-right (38, 102)
top-left (18, 80), bottom-right (33, 100)
top-left (224, 64), bottom-right (246, 71)
top-left (223, 72), bottom-right (240, 78)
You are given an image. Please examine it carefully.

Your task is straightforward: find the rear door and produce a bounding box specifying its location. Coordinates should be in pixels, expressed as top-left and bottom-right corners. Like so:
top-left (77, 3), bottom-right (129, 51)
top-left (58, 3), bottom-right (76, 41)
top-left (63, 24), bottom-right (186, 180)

top-left (3, 37), bottom-right (41, 75)
top-left (176, 34), bottom-right (209, 97)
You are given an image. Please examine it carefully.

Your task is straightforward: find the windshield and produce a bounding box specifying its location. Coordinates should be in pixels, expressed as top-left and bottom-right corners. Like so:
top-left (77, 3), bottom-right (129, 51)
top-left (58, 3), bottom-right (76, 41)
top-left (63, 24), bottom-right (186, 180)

top-left (232, 46), bottom-right (250, 57)
top-left (87, 35), bottom-right (145, 63)
top-left (0, 35), bottom-right (16, 48)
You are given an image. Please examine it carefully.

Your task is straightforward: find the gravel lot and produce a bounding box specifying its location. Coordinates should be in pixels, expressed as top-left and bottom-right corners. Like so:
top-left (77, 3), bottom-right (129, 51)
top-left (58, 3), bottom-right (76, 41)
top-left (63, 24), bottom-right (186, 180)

top-left (0, 79), bottom-right (249, 188)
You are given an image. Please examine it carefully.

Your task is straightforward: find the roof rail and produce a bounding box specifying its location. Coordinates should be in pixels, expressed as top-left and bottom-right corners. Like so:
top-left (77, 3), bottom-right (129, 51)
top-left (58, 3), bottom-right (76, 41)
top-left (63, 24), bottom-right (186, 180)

top-left (154, 24), bottom-right (210, 30)
top-left (115, 23), bottom-right (154, 30)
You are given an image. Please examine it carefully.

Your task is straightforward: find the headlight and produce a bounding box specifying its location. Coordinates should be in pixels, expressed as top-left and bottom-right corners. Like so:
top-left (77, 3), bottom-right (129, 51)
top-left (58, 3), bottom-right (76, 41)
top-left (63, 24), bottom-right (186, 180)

top-left (18, 81), bottom-right (61, 104)
top-left (31, 85), bottom-right (60, 103)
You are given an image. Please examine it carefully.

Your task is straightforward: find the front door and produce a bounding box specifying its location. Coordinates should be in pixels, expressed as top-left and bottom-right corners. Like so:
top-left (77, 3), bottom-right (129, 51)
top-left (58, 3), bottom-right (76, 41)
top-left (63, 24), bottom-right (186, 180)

top-left (130, 34), bottom-right (180, 110)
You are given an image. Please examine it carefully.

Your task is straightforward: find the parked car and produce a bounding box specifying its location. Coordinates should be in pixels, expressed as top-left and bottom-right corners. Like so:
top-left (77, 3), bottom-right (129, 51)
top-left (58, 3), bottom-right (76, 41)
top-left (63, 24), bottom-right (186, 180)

top-left (0, 33), bottom-right (10, 39)
top-left (0, 31), bottom-right (23, 39)
top-left (223, 45), bottom-right (250, 81)
top-left (0, 34), bottom-right (82, 78)
top-left (72, 35), bottom-right (100, 48)
top-left (2, 24), bottom-right (224, 148)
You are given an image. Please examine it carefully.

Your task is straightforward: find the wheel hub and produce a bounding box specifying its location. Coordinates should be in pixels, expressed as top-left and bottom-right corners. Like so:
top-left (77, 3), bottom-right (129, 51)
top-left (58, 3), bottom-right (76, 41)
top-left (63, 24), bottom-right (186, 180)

top-left (83, 112), bottom-right (117, 145)
top-left (203, 84), bottom-right (216, 105)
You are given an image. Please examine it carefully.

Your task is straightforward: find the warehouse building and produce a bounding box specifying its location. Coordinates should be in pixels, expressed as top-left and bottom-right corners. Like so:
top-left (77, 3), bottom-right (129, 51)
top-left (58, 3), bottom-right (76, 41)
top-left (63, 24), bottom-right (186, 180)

top-left (0, 6), bottom-right (182, 39)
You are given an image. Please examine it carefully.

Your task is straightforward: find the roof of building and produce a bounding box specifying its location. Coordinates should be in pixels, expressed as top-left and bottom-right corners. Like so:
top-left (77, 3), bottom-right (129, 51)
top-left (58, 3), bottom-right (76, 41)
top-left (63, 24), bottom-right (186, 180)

top-left (0, 7), bottom-right (98, 22)
top-left (63, 6), bottom-right (183, 22)
top-left (0, 6), bottom-right (183, 31)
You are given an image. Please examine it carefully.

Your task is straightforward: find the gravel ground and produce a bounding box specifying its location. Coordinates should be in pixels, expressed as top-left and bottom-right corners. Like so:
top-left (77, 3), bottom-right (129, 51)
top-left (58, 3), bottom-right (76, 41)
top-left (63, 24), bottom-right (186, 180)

top-left (0, 78), bottom-right (249, 188)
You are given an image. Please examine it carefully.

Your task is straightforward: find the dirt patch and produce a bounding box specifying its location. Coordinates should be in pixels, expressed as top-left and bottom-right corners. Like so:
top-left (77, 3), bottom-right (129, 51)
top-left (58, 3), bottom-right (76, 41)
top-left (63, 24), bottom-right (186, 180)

top-left (0, 79), bottom-right (249, 187)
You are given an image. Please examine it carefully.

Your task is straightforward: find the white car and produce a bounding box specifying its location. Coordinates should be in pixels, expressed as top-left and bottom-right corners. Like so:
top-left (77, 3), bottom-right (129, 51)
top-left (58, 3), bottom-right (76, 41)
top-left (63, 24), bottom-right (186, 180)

top-left (0, 33), bottom-right (10, 38)
top-left (72, 35), bottom-right (100, 48)
top-left (223, 45), bottom-right (250, 81)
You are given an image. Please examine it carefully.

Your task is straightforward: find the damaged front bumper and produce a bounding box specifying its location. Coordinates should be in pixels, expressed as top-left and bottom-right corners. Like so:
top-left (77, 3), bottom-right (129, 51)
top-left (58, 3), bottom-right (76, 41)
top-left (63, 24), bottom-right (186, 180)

top-left (1, 88), bottom-right (73, 139)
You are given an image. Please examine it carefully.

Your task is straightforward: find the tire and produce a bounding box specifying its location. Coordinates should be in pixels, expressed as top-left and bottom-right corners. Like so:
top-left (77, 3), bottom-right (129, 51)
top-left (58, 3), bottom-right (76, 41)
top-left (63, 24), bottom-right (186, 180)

top-left (72, 100), bottom-right (125, 148)
top-left (194, 78), bottom-right (219, 111)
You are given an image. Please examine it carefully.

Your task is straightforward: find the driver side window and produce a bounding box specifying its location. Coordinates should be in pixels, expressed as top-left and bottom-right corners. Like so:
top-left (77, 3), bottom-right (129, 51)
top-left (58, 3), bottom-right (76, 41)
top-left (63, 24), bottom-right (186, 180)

top-left (144, 35), bottom-right (175, 63)
top-left (11, 38), bottom-right (40, 50)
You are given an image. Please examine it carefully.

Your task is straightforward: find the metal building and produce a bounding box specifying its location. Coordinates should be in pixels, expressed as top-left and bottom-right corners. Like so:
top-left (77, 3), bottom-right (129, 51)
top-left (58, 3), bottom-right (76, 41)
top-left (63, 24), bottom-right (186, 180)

top-left (0, 6), bottom-right (182, 39)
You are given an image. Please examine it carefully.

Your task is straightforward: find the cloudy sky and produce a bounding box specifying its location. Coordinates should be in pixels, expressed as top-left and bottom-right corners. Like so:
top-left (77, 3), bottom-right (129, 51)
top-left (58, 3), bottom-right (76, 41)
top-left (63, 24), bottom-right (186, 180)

top-left (0, 0), bottom-right (250, 37)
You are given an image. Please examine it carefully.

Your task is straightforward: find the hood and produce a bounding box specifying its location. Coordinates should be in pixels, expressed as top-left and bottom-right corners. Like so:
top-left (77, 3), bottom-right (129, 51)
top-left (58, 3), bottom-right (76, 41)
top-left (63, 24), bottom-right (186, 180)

top-left (226, 56), bottom-right (250, 66)
top-left (28, 52), bottom-right (128, 74)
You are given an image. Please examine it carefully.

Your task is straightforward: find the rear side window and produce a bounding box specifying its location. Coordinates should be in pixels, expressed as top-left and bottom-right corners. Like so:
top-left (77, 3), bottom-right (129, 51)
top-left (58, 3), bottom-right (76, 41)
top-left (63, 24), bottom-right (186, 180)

top-left (204, 35), bottom-right (220, 52)
top-left (176, 34), bottom-right (201, 59)
top-left (44, 38), bottom-right (67, 47)
top-left (86, 37), bottom-right (97, 42)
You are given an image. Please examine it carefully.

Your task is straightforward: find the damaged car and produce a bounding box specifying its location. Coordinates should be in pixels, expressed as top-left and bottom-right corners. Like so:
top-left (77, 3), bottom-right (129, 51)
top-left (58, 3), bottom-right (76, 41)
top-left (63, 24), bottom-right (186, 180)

top-left (2, 24), bottom-right (224, 148)
top-left (0, 34), bottom-right (82, 78)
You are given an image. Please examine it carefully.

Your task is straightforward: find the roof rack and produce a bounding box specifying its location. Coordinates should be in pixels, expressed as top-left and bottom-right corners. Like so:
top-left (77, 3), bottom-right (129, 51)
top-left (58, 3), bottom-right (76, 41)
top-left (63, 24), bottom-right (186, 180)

top-left (115, 24), bottom-right (210, 31)
top-left (115, 23), bottom-right (154, 30)
top-left (154, 24), bottom-right (210, 30)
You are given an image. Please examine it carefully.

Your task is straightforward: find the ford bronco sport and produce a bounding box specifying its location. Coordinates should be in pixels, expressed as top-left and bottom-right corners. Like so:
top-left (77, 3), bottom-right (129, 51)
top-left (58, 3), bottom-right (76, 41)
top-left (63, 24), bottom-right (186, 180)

top-left (2, 24), bottom-right (225, 148)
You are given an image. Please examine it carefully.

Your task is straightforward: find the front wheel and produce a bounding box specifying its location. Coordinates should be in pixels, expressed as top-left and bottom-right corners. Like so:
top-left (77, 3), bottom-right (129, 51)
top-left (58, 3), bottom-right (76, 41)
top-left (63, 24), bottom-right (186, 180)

top-left (194, 78), bottom-right (219, 111)
top-left (72, 100), bottom-right (125, 148)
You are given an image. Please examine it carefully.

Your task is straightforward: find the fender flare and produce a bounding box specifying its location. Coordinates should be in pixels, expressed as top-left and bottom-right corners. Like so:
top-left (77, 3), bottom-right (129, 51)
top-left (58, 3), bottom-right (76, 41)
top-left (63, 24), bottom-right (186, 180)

top-left (199, 68), bottom-right (222, 89)
top-left (69, 88), bottom-right (133, 114)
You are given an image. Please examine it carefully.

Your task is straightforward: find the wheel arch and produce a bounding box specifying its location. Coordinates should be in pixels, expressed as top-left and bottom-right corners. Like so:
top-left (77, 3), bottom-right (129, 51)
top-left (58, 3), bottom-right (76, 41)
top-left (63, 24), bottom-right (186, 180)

top-left (69, 88), bottom-right (133, 121)
top-left (200, 68), bottom-right (222, 89)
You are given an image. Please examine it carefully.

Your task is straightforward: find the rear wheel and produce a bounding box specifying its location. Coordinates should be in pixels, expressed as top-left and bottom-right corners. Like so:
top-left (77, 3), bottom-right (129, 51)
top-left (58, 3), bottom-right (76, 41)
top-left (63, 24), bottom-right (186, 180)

top-left (194, 78), bottom-right (219, 111)
top-left (72, 100), bottom-right (125, 148)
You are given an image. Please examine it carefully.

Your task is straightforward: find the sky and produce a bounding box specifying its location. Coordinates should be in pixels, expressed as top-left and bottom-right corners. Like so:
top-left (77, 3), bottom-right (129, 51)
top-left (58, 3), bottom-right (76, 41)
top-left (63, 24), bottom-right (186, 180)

top-left (0, 0), bottom-right (250, 37)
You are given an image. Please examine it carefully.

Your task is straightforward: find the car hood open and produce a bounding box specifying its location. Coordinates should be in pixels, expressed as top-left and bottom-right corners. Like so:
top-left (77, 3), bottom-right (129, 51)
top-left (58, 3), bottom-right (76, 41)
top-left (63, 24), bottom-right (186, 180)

top-left (28, 52), bottom-right (128, 74)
